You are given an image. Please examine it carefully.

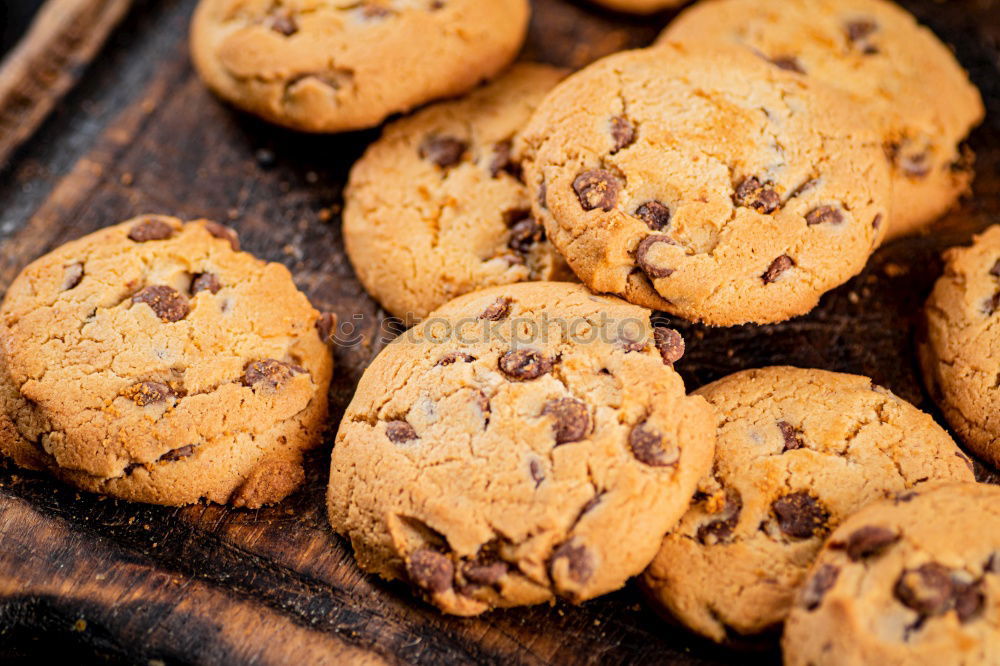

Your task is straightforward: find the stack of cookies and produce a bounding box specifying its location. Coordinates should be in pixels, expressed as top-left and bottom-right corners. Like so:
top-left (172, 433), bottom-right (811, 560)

top-left (1, 0), bottom-right (997, 663)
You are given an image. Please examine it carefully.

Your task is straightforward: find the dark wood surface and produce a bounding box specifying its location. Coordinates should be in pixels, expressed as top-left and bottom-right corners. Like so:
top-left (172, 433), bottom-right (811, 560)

top-left (0, 0), bottom-right (998, 663)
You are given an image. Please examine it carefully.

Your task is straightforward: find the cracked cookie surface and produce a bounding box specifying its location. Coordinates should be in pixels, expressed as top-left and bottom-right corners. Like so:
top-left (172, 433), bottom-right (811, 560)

top-left (659, 0), bottom-right (984, 241)
top-left (190, 0), bottom-right (529, 133)
top-left (921, 225), bottom-right (1000, 468)
top-left (327, 282), bottom-right (715, 615)
top-left (517, 44), bottom-right (890, 326)
top-left (343, 64), bottom-right (575, 320)
top-left (0, 215), bottom-right (333, 507)
top-left (641, 366), bottom-right (974, 642)
top-left (783, 482), bottom-right (1000, 666)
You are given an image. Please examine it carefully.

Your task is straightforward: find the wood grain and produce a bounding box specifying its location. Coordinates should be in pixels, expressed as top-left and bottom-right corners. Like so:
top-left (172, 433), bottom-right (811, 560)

top-left (0, 0), bottom-right (998, 663)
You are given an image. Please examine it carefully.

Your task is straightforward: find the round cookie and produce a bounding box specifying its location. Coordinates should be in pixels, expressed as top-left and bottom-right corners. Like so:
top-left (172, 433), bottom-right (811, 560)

top-left (344, 64), bottom-right (574, 321)
top-left (783, 482), bottom-right (1000, 666)
top-left (190, 0), bottom-right (529, 133)
top-left (921, 224), bottom-right (1000, 468)
top-left (517, 44), bottom-right (890, 326)
top-left (0, 215), bottom-right (333, 507)
top-left (327, 282), bottom-right (715, 615)
top-left (588, 0), bottom-right (687, 15)
top-left (659, 0), bottom-right (984, 241)
top-left (641, 367), bottom-right (975, 643)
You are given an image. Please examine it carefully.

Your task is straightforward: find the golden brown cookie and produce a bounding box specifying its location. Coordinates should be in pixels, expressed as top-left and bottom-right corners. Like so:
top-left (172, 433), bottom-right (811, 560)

top-left (783, 482), bottom-right (1000, 666)
top-left (588, 0), bottom-right (687, 14)
top-left (327, 282), bottom-right (715, 615)
top-left (660, 0), bottom-right (984, 240)
top-left (0, 215), bottom-right (333, 507)
top-left (343, 64), bottom-right (574, 321)
top-left (190, 0), bottom-right (530, 132)
top-left (518, 44), bottom-right (890, 326)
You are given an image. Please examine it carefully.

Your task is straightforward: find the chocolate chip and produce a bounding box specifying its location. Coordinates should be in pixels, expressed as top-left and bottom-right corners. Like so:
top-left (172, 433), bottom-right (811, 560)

top-left (499, 349), bottom-right (552, 380)
top-left (806, 205), bottom-right (845, 226)
top-left (895, 563), bottom-right (954, 616)
top-left (419, 136), bottom-right (466, 168)
top-left (61, 263), bottom-right (84, 291)
top-left (191, 272), bottom-right (221, 295)
top-left (609, 116), bottom-right (636, 153)
top-left (696, 490), bottom-right (742, 545)
top-left (635, 234), bottom-right (677, 279)
top-left (898, 151), bottom-right (931, 178)
top-left (771, 55), bottom-right (805, 73)
top-left (838, 526), bottom-right (899, 560)
top-left (955, 579), bottom-right (985, 622)
top-left (538, 180), bottom-right (548, 210)
top-left (489, 139), bottom-right (517, 178)
top-left (508, 217), bottom-right (544, 253)
top-left (132, 286), bottom-right (189, 322)
top-left (463, 559), bottom-right (508, 586)
top-left (268, 10), bottom-right (298, 35)
top-left (436, 352), bottom-right (475, 366)
top-left (550, 541), bottom-right (593, 585)
top-left (635, 201), bottom-right (671, 231)
top-left (778, 421), bottom-right (804, 451)
top-left (479, 297), bottom-right (512, 321)
top-left (316, 312), bottom-right (336, 344)
top-left (204, 221), bottom-right (240, 251)
top-left (407, 549), bottom-right (453, 594)
top-left (771, 491), bottom-right (829, 539)
top-left (984, 292), bottom-right (1000, 316)
top-left (801, 564), bottom-right (839, 611)
top-left (361, 4), bottom-right (393, 18)
top-left (542, 398), bottom-right (591, 444)
top-left (128, 218), bottom-right (175, 242)
top-left (734, 177), bottom-right (781, 214)
top-left (529, 459), bottom-right (545, 487)
top-left (124, 381), bottom-right (176, 407)
top-left (573, 169), bottom-right (621, 212)
top-left (653, 327), bottom-right (684, 365)
top-left (894, 490), bottom-right (919, 503)
top-left (873, 213), bottom-right (883, 231)
top-left (242, 359), bottom-right (299, 391)
top-left (990, 260), bottom-right (1000, 278)
top-left (159, 445), bottom-right (195, 462)
top-left (628, 421), bottom-right (679, 467)
top-left (386, 420), bottom-right (418, 443)
top-left (762, 255), bottom-right (794, 284)
top-left (846, 19), bottom-right (879, 53)
top-left (987, 553), bottom-right (1000, 573)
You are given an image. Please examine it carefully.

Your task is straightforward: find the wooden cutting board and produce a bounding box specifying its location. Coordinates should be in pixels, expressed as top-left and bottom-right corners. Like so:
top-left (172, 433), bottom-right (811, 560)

top-left (0, 0), bottom-right (997, 663)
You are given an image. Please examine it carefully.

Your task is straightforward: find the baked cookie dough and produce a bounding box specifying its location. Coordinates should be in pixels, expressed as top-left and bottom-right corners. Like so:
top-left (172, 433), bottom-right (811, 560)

top-left (327, 282), bottom-right (715, 615)
top-left (344, 64), bottom-right (574, 321)
top-left (190, 0), bottom-right (530, 133)
top-left (783, 482), bottom-right (1000, 666)
top-left (921, 224), bottom-right (1000, 468)
top-left (660, 0), bottom-right (984, 240)
top-left (588, 0), bottom-right (687, 15)
top-left (518, 44), bottom-right (890, 326)
top-left (641, 367), bottom-right (975, 642)
top-left (0, 215), bottom-right (333, 507)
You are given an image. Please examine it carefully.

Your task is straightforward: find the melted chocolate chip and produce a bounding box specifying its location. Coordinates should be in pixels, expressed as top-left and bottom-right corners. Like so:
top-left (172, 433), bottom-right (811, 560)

top-left (128, 218), bottom-right (175, 242)
top-left (801, 564), bottom-right (839, 610)
top-left (984, 292), bottom-right (1000, 316)
top-left (479, 297), bottom-right (512, 321)
top-left (846, 19), bottom-right (879, 53)
top-left (316, 312), bottom-right (337, 344)
top-left (609, 116), bottom-right (636, 153)
top-left (772, 491), bottom-right (829, 539)
top-left (132, 286), bottom-right (189, 322)
top-left (573, 169), bottom-right (621, 212)
top-left (191, 272), bottom-right (221, 295)
top-left (204, 221), bottom-right (240, 251)
top-left (838, 526), bottom-right (899, 560)
top-left (806, 206), bottom-right (845, 226)
top-left (489, 140), bottom-right (517, 178)
top-left (550, 541), bottom-right (593, 585)
top-left (62, 263), bottom-right (84, 291)
top-left (159, 445), bottom-right (195, 462)
top-left (463, 560), bottom-right (508, 586)
top-left (242, 359), bottom-right (299, 391)
top-left (762, 255), bottom-right (794, 284)
top-left (508, 217), bottom-right (545, 253)
top-left (771, 55), bottom-right (805, 74)
top-left (955, 579), bottom-right (985, 622)
top-left (498, 349), bottom-right (552, 380)
top-left (420, 136), bottom-right (466, 168)
top-left (696, 490), bottom-right (742, 545)
top-left (988, 259), bottom-right (1000, 278)
top-left (407, 549), bottom-right (453, 594)
top-left (436, 352), bottom-right (475, 366)
top-left (628, 421), bottom-right (679, 467)
top-left (734, 177), bottom-right (781, 214)
top-left (529, 459), bottom-right (545, 487)
top-left (635, 234), bottom-right (678, 279)
top-left (635, 201), bottom-right (671, 231)
top-left (653, 327), bottom-right (684, 365)
top-left (873, 213), bottom-right (883, 231)
top-left (269, 10), bottom-right (298, 35)
top-left (778, 421), bottom-right (804, 451)
top-left (894, 563), bottom-right (954, 616)
top-left (361, 4), bottom-right (393, 18)
top-left (125, 381), bottom-right (176, 407)
top-left (542, 398), bottom-right (591, 444)
top-left (386, 420), bottom-right (418, 443)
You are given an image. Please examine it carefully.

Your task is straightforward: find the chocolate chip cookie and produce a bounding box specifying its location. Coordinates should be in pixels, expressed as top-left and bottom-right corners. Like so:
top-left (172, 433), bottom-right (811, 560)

top-left (660, 0), bottom-right (984, 240)
top-left (518, 44), bottom-right (890, 326)
top-left (343, 64), bottom-right (574, 320)
top-left (783, 482), bottom-right (1000, 665)
top-left (190, 0), bottom-right (529, 132)
top-left (921, 225), bottom-right (1000, 468)
top-left (327, 282), bottom-right (715, 614)
top-left (641, 367), bottom-right (975, 642)
top-left (589, 0), bottom-right (687, 14)
top-left (0, 215), bottom-right (333, 507)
